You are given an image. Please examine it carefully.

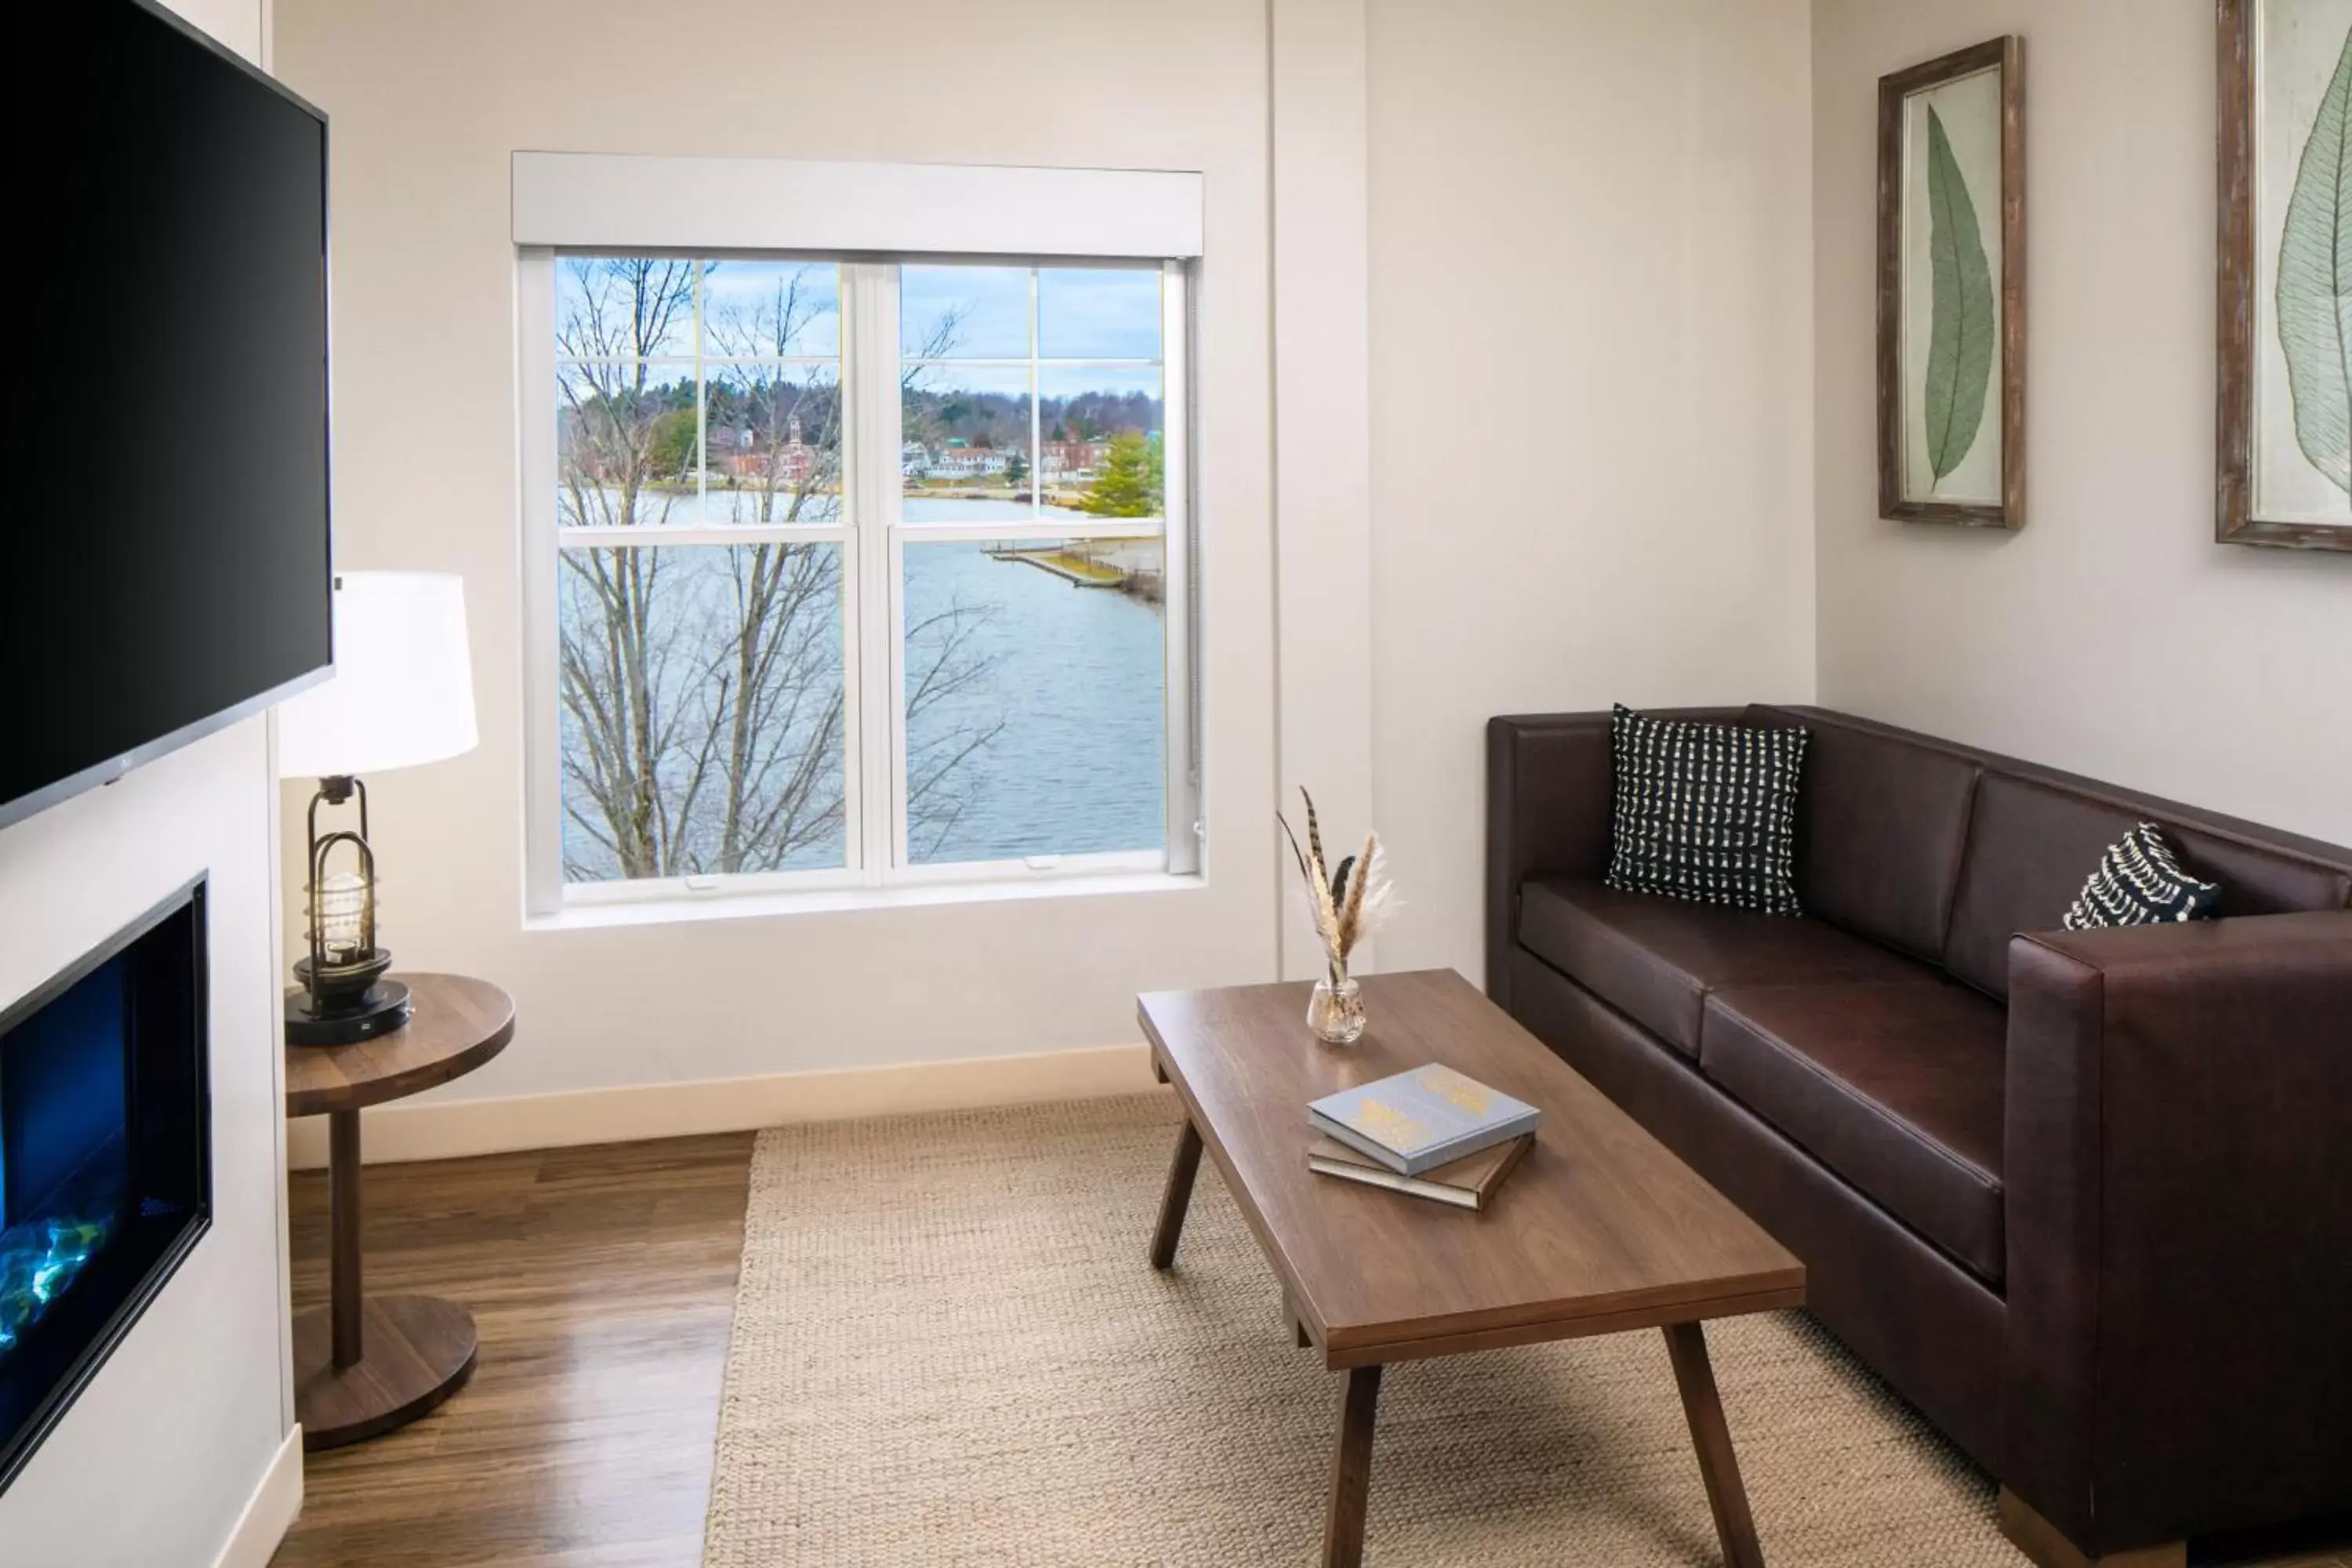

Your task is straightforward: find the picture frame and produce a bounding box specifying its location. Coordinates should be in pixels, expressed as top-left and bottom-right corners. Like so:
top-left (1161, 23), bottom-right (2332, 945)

top-left (2218, 0), bottom-right (2352, 551)
top-left (1876, 37), bottom-right (2026, 530)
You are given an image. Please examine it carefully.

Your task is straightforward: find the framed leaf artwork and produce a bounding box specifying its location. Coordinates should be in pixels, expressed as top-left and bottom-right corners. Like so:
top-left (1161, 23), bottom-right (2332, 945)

top-left (2220, 0), bottom-right (2352, 550)
top-left (1876, 38), bottom-right (2025, 529)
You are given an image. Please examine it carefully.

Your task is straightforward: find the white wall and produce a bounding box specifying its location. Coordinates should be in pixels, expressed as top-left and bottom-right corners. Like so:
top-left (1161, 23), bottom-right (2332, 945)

top-left (273, 0), bottom-right (1830, 1120)
top-left (158, 0), bottom-right (266, 61)
top-left (1813, 0), bottom-right (2352, 847)
top-left (270, 0), bottom-right (1278, 1105)
top-left (1364, 0), bottom-right (1821, 977)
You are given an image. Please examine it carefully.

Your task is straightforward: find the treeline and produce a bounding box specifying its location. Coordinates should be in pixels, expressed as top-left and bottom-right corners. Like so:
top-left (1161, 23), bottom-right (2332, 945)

top-left (902, 387), bottom-right (1161, 451)
top-left (568, 376), bottom-right (1153, 454)
top-left (572, 372), bottom-right (838, 430)
top-left (564, 373), bottom-right (840, 477)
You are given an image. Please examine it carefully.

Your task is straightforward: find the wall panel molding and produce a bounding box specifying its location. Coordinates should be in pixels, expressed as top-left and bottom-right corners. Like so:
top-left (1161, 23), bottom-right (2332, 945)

top-left (1271, 0), bottom-right (1378, 978)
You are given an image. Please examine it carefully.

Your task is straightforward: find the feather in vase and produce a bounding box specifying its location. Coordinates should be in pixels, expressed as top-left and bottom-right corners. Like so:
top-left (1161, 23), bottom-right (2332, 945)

top-left (1279, 789), bottom-right (1398, 978)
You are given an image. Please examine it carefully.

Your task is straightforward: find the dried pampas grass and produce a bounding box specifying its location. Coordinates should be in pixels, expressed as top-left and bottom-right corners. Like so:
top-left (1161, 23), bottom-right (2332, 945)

top-left (1278, 788), bottom-right (1397, 983)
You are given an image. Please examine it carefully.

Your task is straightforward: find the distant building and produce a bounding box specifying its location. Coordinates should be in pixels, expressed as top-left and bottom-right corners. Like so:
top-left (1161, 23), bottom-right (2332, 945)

top-left (925, 442), bottom-right (1012, 479)
top-left (710, 416), bottom-right (815, 485)
top-left (1040, 439), bottom-right (1112, 481)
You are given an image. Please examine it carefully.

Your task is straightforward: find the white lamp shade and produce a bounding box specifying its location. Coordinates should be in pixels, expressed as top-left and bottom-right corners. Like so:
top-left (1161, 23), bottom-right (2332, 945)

top-left (277, 572), bottom-right (479, 779)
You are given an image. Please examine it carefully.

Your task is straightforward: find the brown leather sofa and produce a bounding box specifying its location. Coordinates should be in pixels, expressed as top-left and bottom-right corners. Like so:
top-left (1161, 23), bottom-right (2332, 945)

top-left (1486, 706), bottom-right (2352, 1567)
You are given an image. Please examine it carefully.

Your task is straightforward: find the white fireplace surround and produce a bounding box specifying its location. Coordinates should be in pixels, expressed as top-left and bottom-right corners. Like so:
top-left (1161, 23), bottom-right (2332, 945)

top-left (0, 719), bottom-right (299, 1566)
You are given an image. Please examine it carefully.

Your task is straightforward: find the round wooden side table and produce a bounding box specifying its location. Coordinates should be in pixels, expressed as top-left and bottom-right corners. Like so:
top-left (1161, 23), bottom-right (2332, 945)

top-left (284, 971), bottom-right (514, 1450)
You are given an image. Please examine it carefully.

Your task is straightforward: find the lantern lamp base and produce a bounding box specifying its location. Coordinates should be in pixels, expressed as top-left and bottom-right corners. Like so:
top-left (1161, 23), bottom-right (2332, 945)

top-left (286, 979), bottom-right (412, 1047)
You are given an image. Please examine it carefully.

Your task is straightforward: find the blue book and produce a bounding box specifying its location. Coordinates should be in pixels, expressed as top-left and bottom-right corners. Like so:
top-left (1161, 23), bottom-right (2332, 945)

top-left (1308, 1065), bottom-right (1541, 1176)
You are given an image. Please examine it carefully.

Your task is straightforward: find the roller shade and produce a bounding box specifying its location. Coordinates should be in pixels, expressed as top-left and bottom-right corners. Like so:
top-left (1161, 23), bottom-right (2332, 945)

top-left (512, 153), bottom-right (1203, 259)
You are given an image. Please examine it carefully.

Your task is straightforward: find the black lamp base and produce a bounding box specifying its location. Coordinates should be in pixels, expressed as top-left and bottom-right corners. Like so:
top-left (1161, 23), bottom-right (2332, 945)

top-left (285, 979), bottom-right (413, 1047)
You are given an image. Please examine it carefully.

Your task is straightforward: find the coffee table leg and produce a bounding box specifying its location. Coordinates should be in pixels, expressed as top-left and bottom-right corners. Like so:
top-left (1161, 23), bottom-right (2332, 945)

top-left (1664, 1321), bottom-right (1766, 1568)
top-left (1149, 1119), bottom-right (1203, 1270)
top-left (1323, 1364), bottom-right (1383, 1568)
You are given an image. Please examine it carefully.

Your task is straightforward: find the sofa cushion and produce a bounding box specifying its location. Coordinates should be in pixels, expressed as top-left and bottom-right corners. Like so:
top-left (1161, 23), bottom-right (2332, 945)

top-left (1945, 774), bottom-right (2352, 997)
top-left (1701, 981), bottom-right (2007, 1282)
top-left (1748, 706), bottom-right (1982, 962)
top-left (2063, 822), bottom-right (2223, 930)
top-left (1519, 878), bottom-right (1932, 1058)
top-left (1605, 705), bottom-right (1809, 916)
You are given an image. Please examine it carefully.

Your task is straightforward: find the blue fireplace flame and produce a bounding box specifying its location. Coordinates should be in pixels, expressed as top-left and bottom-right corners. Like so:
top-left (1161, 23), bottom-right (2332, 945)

top-left (2, 946), bottom-right (134, 1367)
top-left (0, 1212), bottom-right (113, 1357)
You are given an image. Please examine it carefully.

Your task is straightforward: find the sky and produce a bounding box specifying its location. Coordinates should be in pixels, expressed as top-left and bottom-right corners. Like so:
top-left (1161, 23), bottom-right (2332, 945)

top-left (557, 257), bottom-right (1163, 374)
top-left (900, 263), bottom-right (1163, 361)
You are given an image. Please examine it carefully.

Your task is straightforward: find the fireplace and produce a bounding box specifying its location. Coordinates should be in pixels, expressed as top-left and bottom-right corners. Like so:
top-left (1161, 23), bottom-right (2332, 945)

top-left (0, 878), bottom-right (210, 1493)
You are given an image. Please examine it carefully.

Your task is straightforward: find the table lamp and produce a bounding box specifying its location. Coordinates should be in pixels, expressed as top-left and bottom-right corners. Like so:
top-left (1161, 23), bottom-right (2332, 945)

top-left (276, 572), bottom-right (477, 1046)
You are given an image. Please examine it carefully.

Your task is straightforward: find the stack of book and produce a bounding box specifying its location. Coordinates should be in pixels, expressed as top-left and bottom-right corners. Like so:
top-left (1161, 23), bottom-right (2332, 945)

top-left (1306, 1064), bottom-right (1540, 1211)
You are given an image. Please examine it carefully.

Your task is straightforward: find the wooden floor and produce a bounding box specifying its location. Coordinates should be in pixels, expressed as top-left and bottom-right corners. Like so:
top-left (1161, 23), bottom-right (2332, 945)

top-left (270, 1134), bottom-right (755, 1568)
top-left (269, 1133), bottom-right (2351, 1568)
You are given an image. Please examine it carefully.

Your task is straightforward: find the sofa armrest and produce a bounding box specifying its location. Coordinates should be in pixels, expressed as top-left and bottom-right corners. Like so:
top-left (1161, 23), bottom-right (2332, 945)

top-left (2003, 910), bottom-right (2352, 1553)
top-left (1487, 712), bottom-right (1616, 1005)
top-left (1483, 708), bottom-right (1743, 1005)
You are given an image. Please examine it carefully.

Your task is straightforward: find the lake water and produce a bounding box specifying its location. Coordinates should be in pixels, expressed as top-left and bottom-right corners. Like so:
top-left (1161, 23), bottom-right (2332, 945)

top-left (902, 539), bottom-right (1164, 864)
top-left (558, 520), bottom-right (1164, 881)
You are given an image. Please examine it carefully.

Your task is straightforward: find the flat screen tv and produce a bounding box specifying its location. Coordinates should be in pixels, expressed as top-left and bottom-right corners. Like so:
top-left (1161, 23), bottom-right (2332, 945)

top-left (1, 0), bottom-right (332, 833)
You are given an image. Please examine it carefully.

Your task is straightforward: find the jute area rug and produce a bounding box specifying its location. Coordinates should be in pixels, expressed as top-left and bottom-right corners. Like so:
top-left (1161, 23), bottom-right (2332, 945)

top-left (702, 1094), bottom-right (2023, 1566)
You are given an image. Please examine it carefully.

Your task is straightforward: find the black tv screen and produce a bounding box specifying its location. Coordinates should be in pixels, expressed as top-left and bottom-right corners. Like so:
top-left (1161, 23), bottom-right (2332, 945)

top-left (2, 0), bottom-right (332, 830)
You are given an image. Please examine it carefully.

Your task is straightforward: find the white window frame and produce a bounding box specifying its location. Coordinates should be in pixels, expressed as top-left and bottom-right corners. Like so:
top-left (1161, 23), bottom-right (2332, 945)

top-left (517, 246), bottom-right (1197, 916)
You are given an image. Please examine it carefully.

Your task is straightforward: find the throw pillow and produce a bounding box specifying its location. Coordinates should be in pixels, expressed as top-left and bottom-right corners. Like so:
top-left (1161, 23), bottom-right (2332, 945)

top-left (1605, 704), bottom-right (1809, 916)
top-left (2062, 822), bottom-right (2223, 930)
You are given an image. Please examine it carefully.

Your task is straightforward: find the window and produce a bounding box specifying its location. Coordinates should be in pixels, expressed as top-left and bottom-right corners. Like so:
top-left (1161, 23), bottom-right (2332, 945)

top-left (521, 253), bottom-right (1194, 909)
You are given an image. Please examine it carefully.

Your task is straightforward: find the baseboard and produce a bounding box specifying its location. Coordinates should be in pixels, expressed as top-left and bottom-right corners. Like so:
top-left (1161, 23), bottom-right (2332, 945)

top-left (287, 1042), bottom-right (1162, 1169)
top-left (211, 1423), bottom-right (303, 1568)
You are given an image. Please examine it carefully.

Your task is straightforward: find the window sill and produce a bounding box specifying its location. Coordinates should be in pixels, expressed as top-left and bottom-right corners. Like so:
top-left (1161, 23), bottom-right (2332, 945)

top-left (522, 868), bottom-right (1207, 933)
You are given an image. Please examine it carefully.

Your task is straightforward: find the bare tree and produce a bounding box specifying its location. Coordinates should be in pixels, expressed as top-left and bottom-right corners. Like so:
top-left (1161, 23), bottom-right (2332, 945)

top-left (555, 259), bottom-right (699, 880)
top-left (888, 296), bottom-right (1011, 860)
top-left (555, 257), bottom-right (1004, 880)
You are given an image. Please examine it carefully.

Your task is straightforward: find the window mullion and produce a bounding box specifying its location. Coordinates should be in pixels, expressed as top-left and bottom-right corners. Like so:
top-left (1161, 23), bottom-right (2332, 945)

top-left (889, 518), bottom-right (1162, 545)
top-left (1162, 260), bottom-right (1199, 876)
top-left (848, 262), bottom-right (900, 885)
top-left (554, 524), bottom-right (851, 548)
top-left (692, 264), bottom-right (707, 524)
top-left (1028, 267), bottom-right (1042, 524)
top-left (828, 270), bottom-right (863, 880)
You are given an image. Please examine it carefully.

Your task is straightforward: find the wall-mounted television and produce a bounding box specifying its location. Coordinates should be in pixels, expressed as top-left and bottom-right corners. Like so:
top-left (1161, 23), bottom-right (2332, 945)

top-left (1, 0), bottom-right (333, 833)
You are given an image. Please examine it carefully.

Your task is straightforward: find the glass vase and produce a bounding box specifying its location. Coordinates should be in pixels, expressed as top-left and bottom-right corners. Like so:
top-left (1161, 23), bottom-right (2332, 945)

top-left (1306, 971), bottom-right (1366, 1046)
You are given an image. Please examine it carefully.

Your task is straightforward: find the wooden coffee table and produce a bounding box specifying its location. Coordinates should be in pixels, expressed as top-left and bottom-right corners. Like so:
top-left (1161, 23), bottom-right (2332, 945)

top-left (1138, 968), bottom-right (1804, 1568)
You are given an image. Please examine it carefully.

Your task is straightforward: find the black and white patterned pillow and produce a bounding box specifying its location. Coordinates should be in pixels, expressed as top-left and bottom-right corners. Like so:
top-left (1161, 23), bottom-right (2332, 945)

top-left (1605, 705), bottom-right (1809, 916)
top-left (2062, 823), bottom-right (2222, 931)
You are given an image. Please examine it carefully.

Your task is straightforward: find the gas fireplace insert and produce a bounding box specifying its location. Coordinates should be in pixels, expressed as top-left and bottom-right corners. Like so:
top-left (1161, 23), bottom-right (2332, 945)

top-left (0, 878), bottom-right (211, 1494)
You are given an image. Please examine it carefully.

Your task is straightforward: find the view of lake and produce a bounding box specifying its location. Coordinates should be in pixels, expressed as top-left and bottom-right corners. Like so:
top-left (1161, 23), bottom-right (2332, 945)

top-left (558, 513), bottom-right (1165, 881)
top-left (552, 254), bottom-right (1171, 887)
top-left (905, 537), bottom-right (1165, 864)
